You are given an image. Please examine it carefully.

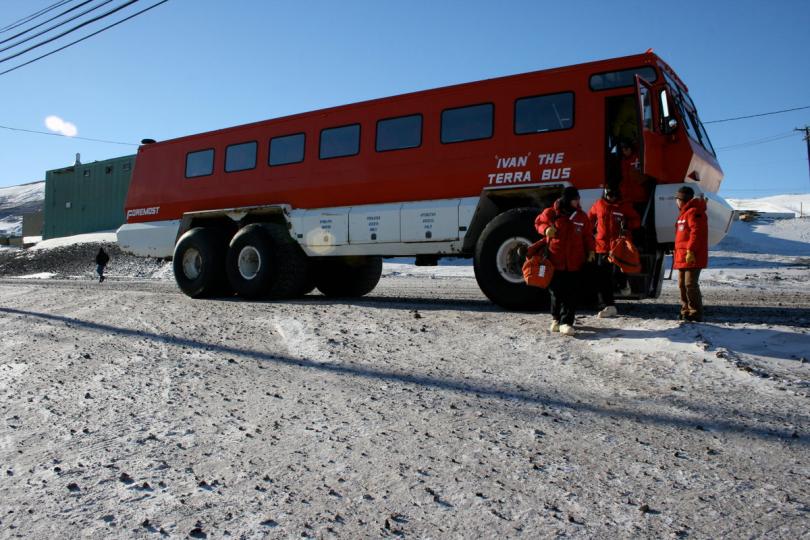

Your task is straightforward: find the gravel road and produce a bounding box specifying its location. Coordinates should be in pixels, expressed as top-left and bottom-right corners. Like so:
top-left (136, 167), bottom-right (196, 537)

top-left (1, 274), bottom-right (808, 539)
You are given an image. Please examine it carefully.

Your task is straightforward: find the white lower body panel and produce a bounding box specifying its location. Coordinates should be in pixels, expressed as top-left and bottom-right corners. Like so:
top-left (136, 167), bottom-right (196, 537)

top-left (117, 220), bottom-right (180, 258)
top-left (289, 197), bottom-right (479, 256)
top-left (654, 184), bottom-right (733, 246)
top-left (299, 240), bottom-right (465, 257)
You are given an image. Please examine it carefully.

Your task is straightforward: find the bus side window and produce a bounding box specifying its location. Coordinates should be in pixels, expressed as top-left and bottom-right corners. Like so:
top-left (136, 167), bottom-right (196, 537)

top-left (440, 103), bottom-right (493, 144)
top-left (376, 114), bottom-right (422, 152)
top-left (514, 92), bottom-right (574, 134)
top-left (225, 141), bottom-right (257, 172)
top-left (269, 133), bottom-right (306, 166)
top-left (320, 124), bottom-right (361, 159)
top-left (186, 149), bottom-right (214, 178)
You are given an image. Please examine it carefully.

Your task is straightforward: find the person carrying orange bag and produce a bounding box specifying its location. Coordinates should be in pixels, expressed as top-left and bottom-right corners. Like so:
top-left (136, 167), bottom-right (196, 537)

top-left (534, 187), bottom-right (595, 336)
top-left (522, 239), bottom-right (554, 288)
top-left (588, 185), bottom-right (640, 318)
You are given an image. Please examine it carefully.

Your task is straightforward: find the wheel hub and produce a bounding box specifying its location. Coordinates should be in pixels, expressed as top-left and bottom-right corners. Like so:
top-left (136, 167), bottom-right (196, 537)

top-left (238, 246), bottom-right (262, 280)
top-left (181, 248), bottom-right (202, 280)
top-left (495, 236), bottom-right (532, 284)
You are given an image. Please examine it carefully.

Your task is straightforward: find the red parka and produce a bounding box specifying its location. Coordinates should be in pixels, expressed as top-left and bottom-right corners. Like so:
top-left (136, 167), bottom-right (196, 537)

top-left (588, 198), bottom-right (641, 254)
top-left (674, 198), bottom-right (709, 269)
top-left (621, 152), bottom-right (648, 204)
top-left (534, 201), bottom-right (595, 272)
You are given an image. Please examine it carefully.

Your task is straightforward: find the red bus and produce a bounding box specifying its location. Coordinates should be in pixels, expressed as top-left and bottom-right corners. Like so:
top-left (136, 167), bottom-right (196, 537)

top-left (118, 51), bottom-right (733, 309)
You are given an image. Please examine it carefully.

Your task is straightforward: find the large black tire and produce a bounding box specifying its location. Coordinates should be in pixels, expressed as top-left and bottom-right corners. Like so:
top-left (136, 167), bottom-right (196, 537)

top-left (226, 223), bottom-right (311, 299)
top-left (314, 256), bottom-right (383, 297)
top-left (473, 207), bottom-right (549, 311)
top-left (173, 227), bottom-right (229, 298)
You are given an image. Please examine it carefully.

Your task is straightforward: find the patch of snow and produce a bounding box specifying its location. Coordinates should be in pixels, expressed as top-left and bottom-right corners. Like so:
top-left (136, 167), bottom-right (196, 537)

top-left (0, 216), bottom-right (22, 236)
top-left (11, 272), bottom-right (56, 279)
top-left (0, 181), bottom-right (45, 236)
top-left (30, 231), bottom-right (118, 251)
top-left (0, 181), bottom-right (44, 208)
top-left (0, 363), bottom-right (28, 391)
top-left (727, 193), bottom-right (810, 217)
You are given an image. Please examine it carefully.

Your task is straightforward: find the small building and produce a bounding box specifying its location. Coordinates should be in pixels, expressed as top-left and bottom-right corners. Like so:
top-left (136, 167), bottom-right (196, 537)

top-left (44, 155), bottom-right (135, 239)
top-left (22, 210), bottom-right (43, 236)
top-left (22, 211), bottom-right (44, 246)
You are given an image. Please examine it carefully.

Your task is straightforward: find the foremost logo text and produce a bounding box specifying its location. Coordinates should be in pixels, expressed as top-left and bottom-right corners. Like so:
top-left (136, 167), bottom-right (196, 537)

top-left (127, 206), bottom-right (160, 218)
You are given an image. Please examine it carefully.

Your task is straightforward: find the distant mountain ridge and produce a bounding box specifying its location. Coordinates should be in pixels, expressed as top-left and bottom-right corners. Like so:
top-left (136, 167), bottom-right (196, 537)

top-left (0, 181), bottom-right (45, 237)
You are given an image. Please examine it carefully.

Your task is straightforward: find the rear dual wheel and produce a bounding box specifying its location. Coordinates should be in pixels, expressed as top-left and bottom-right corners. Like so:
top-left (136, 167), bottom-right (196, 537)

top-left (314, 256), bottom-right (382, 297)
top-left (173, 225), bottom-right (383, 300)
top-left (226, 223), bottom-right (312, 299)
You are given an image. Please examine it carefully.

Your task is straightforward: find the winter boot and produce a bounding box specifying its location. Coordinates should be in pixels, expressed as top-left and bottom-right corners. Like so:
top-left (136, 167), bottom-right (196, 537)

top-left (549, 320), bottom-right (560, 333)
top-left (559, 324), bottom-right (576, 336)
top-left (597, 305), bottom-right (617, 318)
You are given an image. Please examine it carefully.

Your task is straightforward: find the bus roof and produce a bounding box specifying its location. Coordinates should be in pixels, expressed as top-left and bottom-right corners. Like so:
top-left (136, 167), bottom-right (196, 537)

top-left (141, 51), bottom-right (667, 148)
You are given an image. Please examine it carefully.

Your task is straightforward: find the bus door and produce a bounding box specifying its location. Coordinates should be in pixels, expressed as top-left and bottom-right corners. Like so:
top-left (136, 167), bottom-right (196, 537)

top-left (634, 75), bottom-right (666, 181)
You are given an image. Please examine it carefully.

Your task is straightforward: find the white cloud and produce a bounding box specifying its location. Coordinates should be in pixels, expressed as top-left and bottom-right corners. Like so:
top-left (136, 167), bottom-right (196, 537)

top-left (44, 115), bottom-right (78, 137)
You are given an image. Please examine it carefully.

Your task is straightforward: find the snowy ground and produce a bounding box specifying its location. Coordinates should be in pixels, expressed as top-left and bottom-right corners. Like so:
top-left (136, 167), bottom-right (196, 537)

top-left (727, 193), bottom-right (810, 218)
top-left (0, 213), bottom-right (808, 538)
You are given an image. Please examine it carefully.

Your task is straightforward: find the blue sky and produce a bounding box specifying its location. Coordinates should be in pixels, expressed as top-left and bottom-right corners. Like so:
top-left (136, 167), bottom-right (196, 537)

top-left (1, 0), bottom-right (808, 198)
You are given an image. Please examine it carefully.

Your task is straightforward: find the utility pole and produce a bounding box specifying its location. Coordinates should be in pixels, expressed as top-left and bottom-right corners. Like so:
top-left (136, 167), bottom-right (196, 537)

top-left (797, 126), bottom-right (810, 187)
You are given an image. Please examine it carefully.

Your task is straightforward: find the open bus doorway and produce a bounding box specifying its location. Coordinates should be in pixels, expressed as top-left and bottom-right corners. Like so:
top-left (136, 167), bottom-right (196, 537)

top-left (604, 94), bottom-right (640, 189)
top-left (601, 93), bottom-right (666, 300)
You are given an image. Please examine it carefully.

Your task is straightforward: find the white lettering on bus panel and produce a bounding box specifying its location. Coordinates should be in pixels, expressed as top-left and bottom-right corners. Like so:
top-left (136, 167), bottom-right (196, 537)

top-left (485, 151), bottom-right (572, 186)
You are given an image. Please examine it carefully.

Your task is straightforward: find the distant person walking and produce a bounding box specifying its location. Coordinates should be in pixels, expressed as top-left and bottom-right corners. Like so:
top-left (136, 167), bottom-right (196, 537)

top-left (95, 247), bottom-right (109, 283)
top-left (674, 186), bottom-right (708, 322)
top-left (535, 187), bottom-right (595, 336)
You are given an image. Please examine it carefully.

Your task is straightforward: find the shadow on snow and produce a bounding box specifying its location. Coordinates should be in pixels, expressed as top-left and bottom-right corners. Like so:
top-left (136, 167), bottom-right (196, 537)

top-left (0, 306), bottom-right (805, 446)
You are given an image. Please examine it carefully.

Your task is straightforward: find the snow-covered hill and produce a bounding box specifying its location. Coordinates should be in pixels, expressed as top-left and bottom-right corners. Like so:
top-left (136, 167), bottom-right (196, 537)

top-left (727, 193), bottom-right (810, 217)
top-left (0, 181), bottom-right (45, 237)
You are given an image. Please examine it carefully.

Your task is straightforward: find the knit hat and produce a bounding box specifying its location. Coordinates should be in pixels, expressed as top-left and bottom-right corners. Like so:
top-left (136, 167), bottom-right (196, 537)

top-left (677, 186), bottom-right (694, 201)
top-left (604, 185), bottom-right (620, 200)
top-left (562, 186), bottom-right (580, 204)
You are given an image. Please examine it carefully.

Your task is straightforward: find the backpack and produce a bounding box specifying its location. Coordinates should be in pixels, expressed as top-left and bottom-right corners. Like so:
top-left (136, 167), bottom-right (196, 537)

top-left (522, 240), bottom-right (554, 288)
top-left (608, 235), bottom-right (642, 274)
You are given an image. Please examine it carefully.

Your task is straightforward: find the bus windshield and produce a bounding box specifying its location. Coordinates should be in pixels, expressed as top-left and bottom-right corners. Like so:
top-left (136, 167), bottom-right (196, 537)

top-left (662, 72), bottom-right (716, 156)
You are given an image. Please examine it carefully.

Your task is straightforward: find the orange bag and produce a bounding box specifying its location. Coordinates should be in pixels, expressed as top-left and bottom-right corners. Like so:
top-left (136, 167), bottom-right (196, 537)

top-left (522, 240), bottom-right (554, 288)
top-left (608, 235), bottom-right (642, 274)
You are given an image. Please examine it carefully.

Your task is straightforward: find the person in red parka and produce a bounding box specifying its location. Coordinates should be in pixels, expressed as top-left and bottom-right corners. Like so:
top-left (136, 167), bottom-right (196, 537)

top-left (674, 186), bottom-right (709, 322)
top-left (588, 185), bottom-right (640, 318)
top-left (619, 139), bottom-right (649, 207)
top-left (535, 186), bottom-right (595, 336)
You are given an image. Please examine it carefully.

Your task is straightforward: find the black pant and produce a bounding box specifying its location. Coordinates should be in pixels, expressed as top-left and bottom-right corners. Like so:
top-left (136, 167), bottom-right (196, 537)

top-left (595, 254), bottom-right (615, 307)
top-left (549, 270), bottom-right (578, 326)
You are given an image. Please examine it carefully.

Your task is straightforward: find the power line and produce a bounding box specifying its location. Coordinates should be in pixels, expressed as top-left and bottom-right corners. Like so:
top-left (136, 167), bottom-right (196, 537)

top-left (0, 0), bottom-right (75, 34)
top-left (0, 0), bottom-right (169, 77)
top-left (715, 131), bottom-right (799, 152)
top-left (0, 0), bottom-right (108, 48)
top-left (0, 1), bottom-right (115, 54)
top-left (704, 105), bottom-right (810, 124)
top-left (0, 124), bottom-right (138, 146)
top-left (0, 0), bottom-right (139, 64)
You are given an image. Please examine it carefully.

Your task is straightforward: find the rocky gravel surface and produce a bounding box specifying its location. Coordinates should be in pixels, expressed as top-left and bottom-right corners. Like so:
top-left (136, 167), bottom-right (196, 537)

top-left (0, 242), bottom-right (170, 280)
top-left (0, 244), bottom-right (808, 538)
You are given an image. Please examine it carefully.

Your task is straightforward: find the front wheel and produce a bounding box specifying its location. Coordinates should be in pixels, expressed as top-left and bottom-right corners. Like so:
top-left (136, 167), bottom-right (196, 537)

top-left (473, 208), bottom-right (549, 311)
top-left (173, 227), bottom-right (229, 298)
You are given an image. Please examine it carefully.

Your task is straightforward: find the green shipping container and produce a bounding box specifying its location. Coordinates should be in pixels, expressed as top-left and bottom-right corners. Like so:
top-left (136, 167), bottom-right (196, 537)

top-left (43, 155), bottom-right (135, 240)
